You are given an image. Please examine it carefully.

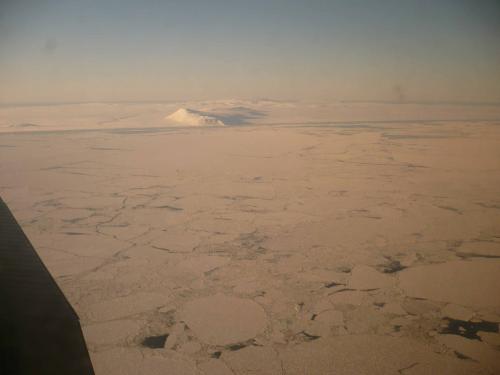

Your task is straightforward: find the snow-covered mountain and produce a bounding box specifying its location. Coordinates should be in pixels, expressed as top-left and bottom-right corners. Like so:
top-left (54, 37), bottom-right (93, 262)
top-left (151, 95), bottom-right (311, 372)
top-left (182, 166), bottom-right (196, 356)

top-left (164, 108), bottom-right (225, 126)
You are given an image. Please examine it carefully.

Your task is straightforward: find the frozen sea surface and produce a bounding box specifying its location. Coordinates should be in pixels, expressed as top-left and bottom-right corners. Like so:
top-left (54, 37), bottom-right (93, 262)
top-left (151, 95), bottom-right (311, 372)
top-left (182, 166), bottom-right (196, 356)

top-left (1, 117), bottom-right (499, 374)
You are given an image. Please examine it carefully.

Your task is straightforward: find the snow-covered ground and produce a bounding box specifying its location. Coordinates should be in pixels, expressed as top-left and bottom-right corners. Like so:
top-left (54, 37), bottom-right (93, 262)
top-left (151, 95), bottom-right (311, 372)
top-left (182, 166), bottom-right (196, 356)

top-left (1, 118), bottom-right (500, 374)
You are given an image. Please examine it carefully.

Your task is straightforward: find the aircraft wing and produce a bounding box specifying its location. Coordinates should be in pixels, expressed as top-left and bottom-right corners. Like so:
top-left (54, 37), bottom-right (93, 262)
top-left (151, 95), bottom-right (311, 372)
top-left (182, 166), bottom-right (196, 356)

top-left (0, 197), bottom-right (95, 375)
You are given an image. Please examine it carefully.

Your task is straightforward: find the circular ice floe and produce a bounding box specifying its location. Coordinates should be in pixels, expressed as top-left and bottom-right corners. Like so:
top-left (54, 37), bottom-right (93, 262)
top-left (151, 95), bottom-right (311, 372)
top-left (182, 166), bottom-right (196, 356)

top-left (181, 294), bottom-right (267, 345)
top-left (398, 260), bottom-right (500, 307)
top-left (347, 265), bottom-right (394, 290)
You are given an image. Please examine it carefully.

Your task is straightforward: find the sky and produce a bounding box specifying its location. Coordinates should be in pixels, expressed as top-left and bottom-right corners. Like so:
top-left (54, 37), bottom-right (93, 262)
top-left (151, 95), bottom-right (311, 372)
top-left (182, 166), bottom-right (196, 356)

top-left (1, 0), bottom-right (500, 104)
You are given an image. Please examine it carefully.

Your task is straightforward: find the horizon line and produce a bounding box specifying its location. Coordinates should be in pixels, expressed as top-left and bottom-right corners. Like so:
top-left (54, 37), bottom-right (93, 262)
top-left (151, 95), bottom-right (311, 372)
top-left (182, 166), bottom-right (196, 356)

top-left (2, 98), bottom-right (500, 108)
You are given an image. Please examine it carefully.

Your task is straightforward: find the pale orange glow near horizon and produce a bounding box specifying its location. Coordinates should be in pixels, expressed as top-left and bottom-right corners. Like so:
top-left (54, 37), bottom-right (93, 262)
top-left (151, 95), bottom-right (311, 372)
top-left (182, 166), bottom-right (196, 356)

top-left (1, 0), bottom-right (500, 104)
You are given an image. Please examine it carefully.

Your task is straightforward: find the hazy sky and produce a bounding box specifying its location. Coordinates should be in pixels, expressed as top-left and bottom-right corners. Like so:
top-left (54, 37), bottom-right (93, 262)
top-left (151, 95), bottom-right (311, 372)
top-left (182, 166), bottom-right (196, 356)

top-left (1, 0), bottom-right (499, 104)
